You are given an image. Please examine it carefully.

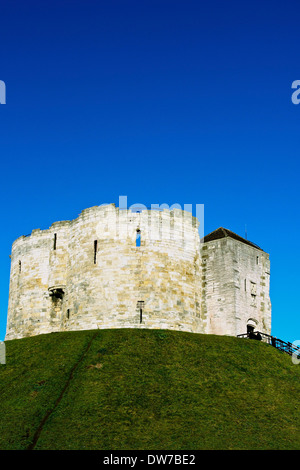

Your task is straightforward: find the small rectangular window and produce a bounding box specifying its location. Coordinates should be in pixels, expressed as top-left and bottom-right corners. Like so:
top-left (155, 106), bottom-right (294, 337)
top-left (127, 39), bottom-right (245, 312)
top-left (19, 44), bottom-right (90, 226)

top-left (53, 233), bottom-right (57, 250)
top-left (250, 282), bottom-right (257, 295)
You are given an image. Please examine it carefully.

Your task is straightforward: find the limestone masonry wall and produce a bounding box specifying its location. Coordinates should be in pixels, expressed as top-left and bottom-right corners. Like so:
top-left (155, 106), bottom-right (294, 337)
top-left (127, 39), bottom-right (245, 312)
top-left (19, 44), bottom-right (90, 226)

top-left (5, 204), bottom-right (271, 340)
top-left (201, 238), bottom-right (271, 337)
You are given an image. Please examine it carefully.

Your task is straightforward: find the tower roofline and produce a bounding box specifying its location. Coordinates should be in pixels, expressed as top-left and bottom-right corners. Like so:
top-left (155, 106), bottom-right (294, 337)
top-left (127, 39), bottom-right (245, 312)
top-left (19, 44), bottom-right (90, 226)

top-left (202, 227), bottom-right (265, 252)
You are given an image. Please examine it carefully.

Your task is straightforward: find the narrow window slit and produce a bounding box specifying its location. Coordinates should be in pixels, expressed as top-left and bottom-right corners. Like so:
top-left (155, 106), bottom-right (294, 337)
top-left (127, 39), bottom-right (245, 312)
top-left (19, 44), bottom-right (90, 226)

top-left (19, 260), bottom-right (21, 273)
top-left (136, 229), bottom-right (141, 247)
top-left (53, 233), bottom-right (57, 250)
top-left (94, 240), bottom-right (98, 264)
top-left (137, 301), bottom-right (144, 323)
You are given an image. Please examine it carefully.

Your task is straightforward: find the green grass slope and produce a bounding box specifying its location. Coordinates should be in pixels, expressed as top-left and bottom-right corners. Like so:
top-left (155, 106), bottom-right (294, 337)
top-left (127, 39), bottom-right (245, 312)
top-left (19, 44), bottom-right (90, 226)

top-left (0, 328), bottom-right (299, 450)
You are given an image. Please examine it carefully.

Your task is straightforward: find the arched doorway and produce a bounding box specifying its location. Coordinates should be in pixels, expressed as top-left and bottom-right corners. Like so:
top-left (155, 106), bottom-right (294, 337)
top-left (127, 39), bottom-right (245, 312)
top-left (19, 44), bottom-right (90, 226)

top-left (247, 318), bottom-right (258, 334)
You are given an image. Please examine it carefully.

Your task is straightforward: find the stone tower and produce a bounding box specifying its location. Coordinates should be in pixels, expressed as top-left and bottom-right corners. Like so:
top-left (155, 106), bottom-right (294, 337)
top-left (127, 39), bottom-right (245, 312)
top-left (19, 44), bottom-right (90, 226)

top-left (5, 205), bottom-right (271, 340)
top-left (201, 228), bottom-right (271, 337)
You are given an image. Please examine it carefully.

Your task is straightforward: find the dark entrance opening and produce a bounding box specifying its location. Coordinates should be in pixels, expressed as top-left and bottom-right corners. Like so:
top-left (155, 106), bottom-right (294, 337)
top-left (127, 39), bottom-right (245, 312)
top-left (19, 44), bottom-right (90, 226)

top-left (247, 324), bottom-right (254, 334)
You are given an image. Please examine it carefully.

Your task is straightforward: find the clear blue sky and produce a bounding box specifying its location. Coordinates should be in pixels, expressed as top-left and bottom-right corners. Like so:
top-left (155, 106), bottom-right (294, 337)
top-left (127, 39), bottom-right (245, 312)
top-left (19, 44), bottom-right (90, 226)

top-left (0, 0), bottom-right (299, 342)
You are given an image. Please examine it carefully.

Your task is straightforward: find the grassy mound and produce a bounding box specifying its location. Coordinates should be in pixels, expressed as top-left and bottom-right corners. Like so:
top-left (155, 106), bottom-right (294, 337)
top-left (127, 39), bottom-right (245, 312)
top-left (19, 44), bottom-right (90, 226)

top-left (0, 328), bottom-right (299, 450)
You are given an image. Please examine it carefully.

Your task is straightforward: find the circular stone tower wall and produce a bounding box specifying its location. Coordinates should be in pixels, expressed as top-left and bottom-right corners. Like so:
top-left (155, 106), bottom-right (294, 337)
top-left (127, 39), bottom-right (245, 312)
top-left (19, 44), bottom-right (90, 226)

top-left (6, 204), bottom-right (204, 340)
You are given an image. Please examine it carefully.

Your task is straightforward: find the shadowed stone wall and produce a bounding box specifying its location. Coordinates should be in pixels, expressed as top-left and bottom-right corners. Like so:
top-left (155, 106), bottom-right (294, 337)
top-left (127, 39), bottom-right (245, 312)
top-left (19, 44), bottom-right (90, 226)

top-left (201, 237), bottom-right (271, 336)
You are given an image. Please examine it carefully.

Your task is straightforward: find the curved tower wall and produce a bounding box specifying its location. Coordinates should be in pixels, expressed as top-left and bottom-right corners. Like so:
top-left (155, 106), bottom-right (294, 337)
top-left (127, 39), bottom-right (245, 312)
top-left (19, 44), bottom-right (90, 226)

top-left (6, 205), bottom-right (204, 340)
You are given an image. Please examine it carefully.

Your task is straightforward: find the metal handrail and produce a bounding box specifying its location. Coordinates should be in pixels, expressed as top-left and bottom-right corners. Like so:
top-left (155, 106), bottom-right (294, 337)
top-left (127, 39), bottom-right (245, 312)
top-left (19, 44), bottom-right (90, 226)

top-left (237, 331), bottom-right (300, 357)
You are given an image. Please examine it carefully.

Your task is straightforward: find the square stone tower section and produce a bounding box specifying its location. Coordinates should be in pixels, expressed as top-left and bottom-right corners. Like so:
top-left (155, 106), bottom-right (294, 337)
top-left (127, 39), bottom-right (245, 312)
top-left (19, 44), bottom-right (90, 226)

top-left (201, 228), bottom-right (271, 336)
